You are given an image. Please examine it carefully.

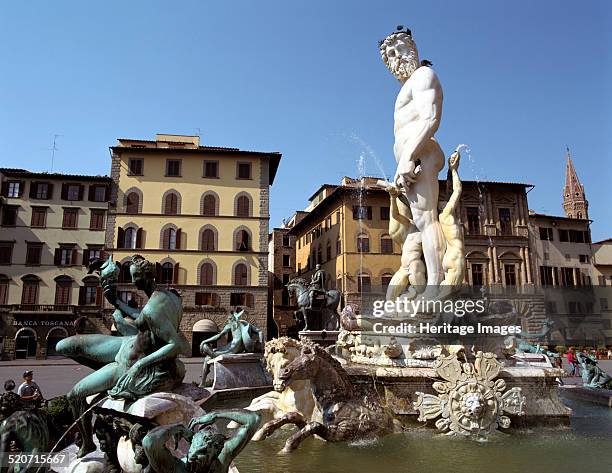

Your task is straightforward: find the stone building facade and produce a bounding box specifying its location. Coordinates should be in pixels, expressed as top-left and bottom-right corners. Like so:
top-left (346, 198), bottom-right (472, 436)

top-left (105, 134), bottom-right (281, 355)
top-left (268, 227), bottom-right (298, 337)
top-left (0, 168), bottom-right (111, 359)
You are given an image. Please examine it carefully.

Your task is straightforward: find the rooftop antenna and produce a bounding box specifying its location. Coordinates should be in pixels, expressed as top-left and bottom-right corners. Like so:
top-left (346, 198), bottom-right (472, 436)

top-left (50, 134), bottom-right (62, 172)
top-left (196, 127), bottom-right (201, 138)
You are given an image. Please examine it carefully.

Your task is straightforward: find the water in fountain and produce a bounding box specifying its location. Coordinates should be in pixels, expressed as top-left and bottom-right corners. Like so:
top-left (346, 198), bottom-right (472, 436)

top-left (356, 153), bottom-right (367, 301)
top-left (456, 144), bottom-right (494, 249)
top-left (346, 132), bottom-right (388, 181)
top-left (48, 395), bottom-right (109, 457)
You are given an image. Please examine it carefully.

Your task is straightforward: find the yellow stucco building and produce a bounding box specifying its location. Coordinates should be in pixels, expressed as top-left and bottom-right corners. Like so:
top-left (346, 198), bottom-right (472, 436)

top-left (106, 134), bottom-right (281, 354)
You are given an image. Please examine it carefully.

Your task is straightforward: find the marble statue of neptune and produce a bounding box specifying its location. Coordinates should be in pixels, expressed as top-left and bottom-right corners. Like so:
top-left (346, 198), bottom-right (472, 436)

top-left (380, 27), bottom-right (447, 290)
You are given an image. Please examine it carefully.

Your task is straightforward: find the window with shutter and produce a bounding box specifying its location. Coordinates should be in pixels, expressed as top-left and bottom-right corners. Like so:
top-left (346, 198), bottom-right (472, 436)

top-left (136, 228), bottom-right (143, 249)
top-left (380, 236), bottom-right (393, 254)
top-left (89, 210), bottom-right (105, 230)
top-left (25, 244), bottom-right (42, 265)
top-left (7, 181), bottom-right (22, 198)
top-left (202, 195), bottom-right (216, 216)
top-left (357, 234), bottom-right (370, 253)
top-left (21, 280), bottom-right (39, 304)
top-left (62, 208), bottom-right (79, 228)
top-left (55, 281), bottom-right (72, 305)
top-left (236, 196), bottom-right (250, 217)
top-left (200, 263), bottom-right (214, 285)
top-left (357, 274), bottom-right (371, 293)
top-left (162, 228), bottom-right (177, 250)
top-left (1, 206), bottom-right (18, 226)
top-left (31, 207), bottom-right (47, 228)
top-left (65, 184), bottom-right (81, 201)
top-left (236, 162), bottom-right (251, 179)
top-left (234, 263), bottom-right (248, 286)
top-left (201, 229), bottom-right (215, 251)
top-left (128, 159), bottom-right (144, 176)
top-left (124, 228), bottom-right (137, 249)
top-left (203, 161), bottom-right (219, 178)
top-left (160, 262), bottom-right (174, 284)
top-left (0, 279), bottom-right (8, 304)
top-left (0, 243), bottom-right (14, 264)
top-left (164, 193), bottom-right (178, 215)
top-left (166, 160), bottom-right (182, 177)
top-left (236, 230), bottom-right (250, 251)
top-left (82, 285), bottom-right (98, 305)
top-left (126, 192), bottom-right (140, 214)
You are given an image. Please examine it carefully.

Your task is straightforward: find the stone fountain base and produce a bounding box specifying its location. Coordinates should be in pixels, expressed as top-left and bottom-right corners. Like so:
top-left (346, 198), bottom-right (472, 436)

top-left (333, 320), bottom-right (572, 426)
top-left (345, 359), bottom-right (571, 426)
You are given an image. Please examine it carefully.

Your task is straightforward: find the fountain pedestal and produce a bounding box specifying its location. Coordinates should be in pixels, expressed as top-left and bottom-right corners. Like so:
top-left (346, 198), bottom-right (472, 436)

top-left (299, 330), bottom-right (340, 348)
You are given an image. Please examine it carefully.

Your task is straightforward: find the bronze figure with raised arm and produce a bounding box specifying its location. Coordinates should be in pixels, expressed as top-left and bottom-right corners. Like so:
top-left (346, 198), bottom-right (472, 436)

top-left (141, 409), bottom-right (260, 473)
top-left (56, 255), bottom-right (189, 457)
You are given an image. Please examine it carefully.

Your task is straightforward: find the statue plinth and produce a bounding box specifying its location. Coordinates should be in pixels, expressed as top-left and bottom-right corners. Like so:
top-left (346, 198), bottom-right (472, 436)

top-left (205, 353), bottom-right (272, 391)
top-left (298, 330), bottom-right (340, 348)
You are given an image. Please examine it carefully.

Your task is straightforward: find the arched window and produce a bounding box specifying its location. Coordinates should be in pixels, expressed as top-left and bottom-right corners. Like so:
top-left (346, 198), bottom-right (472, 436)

top-left (15, 328), bottom-right (37, 359)
top-left (124, 227), bottom-right (137, 249)
top-left (0, 275), bottom-right (9, 305)
top-left (161, 227), bottom-right (180, 250)
top-left (46, 327), bottom-right (69, 357)
top-left (234, 263), bottom-right (248, 286)
top-left (119, 261), bottom-right (131, 283)
top-left (202, 194), bottom-right (217, 216)
top-left (163, 192), bottom-right (179, 215)
top-left (54, 276), bottom-right (73, 305)
top-left (357, 233), bottom-right (370, 253)
top-left (381, 273), bottom-right (393, 290)
top-left (380, 234), bottom-right (393, 254)
top-left (236, 195), bottom-right (250, 217)
top-left (201, 228), bottom-right (215, 251)
top-left (21, 275), bottom-right (40, 305)
top-left (357, 273), bottom-right (371, 293)
top-left (160, 262), bottom-right (174, 284)
top-left (236, 230), bottom-right (250, 251)
top-left (126, 192), bottom-right (140, 214)
top-left (200, 262), bottom-right (214, 286)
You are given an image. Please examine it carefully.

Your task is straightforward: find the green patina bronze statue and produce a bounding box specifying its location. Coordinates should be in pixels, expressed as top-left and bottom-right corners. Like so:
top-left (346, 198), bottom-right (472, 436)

top-left (199, 310), bottom-right (264, 387)
top-left (576, 352), bottom-right (612, 389)
top-left (56, 254), bottom-right (190, 457)
top-left (141, 409), bottom-right (260, 473)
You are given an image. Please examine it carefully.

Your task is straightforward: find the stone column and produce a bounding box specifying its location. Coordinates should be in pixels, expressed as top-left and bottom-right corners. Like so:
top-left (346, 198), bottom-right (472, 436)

top-left (487, 247), bottom-right (494, 284)
top-left (492, 246), bottom-right (499, 283)
top-left (520, 248), bottom-right (527, 286)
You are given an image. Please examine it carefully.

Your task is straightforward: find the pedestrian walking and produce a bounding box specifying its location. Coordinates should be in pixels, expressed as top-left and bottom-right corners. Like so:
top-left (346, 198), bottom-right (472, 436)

top-left (567, 347), bottom-right (578, 376)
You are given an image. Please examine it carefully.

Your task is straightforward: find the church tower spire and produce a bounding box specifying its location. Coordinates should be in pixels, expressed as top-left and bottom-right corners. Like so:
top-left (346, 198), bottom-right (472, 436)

top-left (563, 147), bottom-right (588, 219)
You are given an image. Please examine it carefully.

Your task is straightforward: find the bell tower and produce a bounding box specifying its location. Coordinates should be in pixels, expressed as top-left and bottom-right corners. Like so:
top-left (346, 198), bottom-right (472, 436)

top-left (562, 148), bottom-right (588, 219)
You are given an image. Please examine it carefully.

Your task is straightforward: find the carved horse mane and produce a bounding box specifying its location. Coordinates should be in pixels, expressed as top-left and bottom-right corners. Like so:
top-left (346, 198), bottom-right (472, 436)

top-left (264, 337), bottom-right (302, 369)
top-left (300, 340), bottom-right (353, 403)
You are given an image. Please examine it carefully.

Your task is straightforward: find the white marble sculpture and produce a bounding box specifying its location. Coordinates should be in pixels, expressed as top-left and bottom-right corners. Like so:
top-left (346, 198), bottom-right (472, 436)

top-left (414, 352), bottom-right (526, 436)
top-left (230, 337), bottom-right (319, 440)
top-left (379, 26), bottom-right (465, 301)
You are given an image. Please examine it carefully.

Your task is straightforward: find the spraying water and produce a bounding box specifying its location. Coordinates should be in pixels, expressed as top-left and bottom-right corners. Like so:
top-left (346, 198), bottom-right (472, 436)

top-left (48, 395), bottom-right (109, 457)
top-left (346, 132), bottom-right (388, 181)
top-left (356, 154), bottom-right (367, 289)
top-left (456, 144), bottom-right (494, 249)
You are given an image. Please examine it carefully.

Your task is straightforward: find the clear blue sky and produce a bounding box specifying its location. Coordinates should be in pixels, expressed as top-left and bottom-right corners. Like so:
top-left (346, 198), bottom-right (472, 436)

top-left (1, 1), bottom-right (610, 240)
